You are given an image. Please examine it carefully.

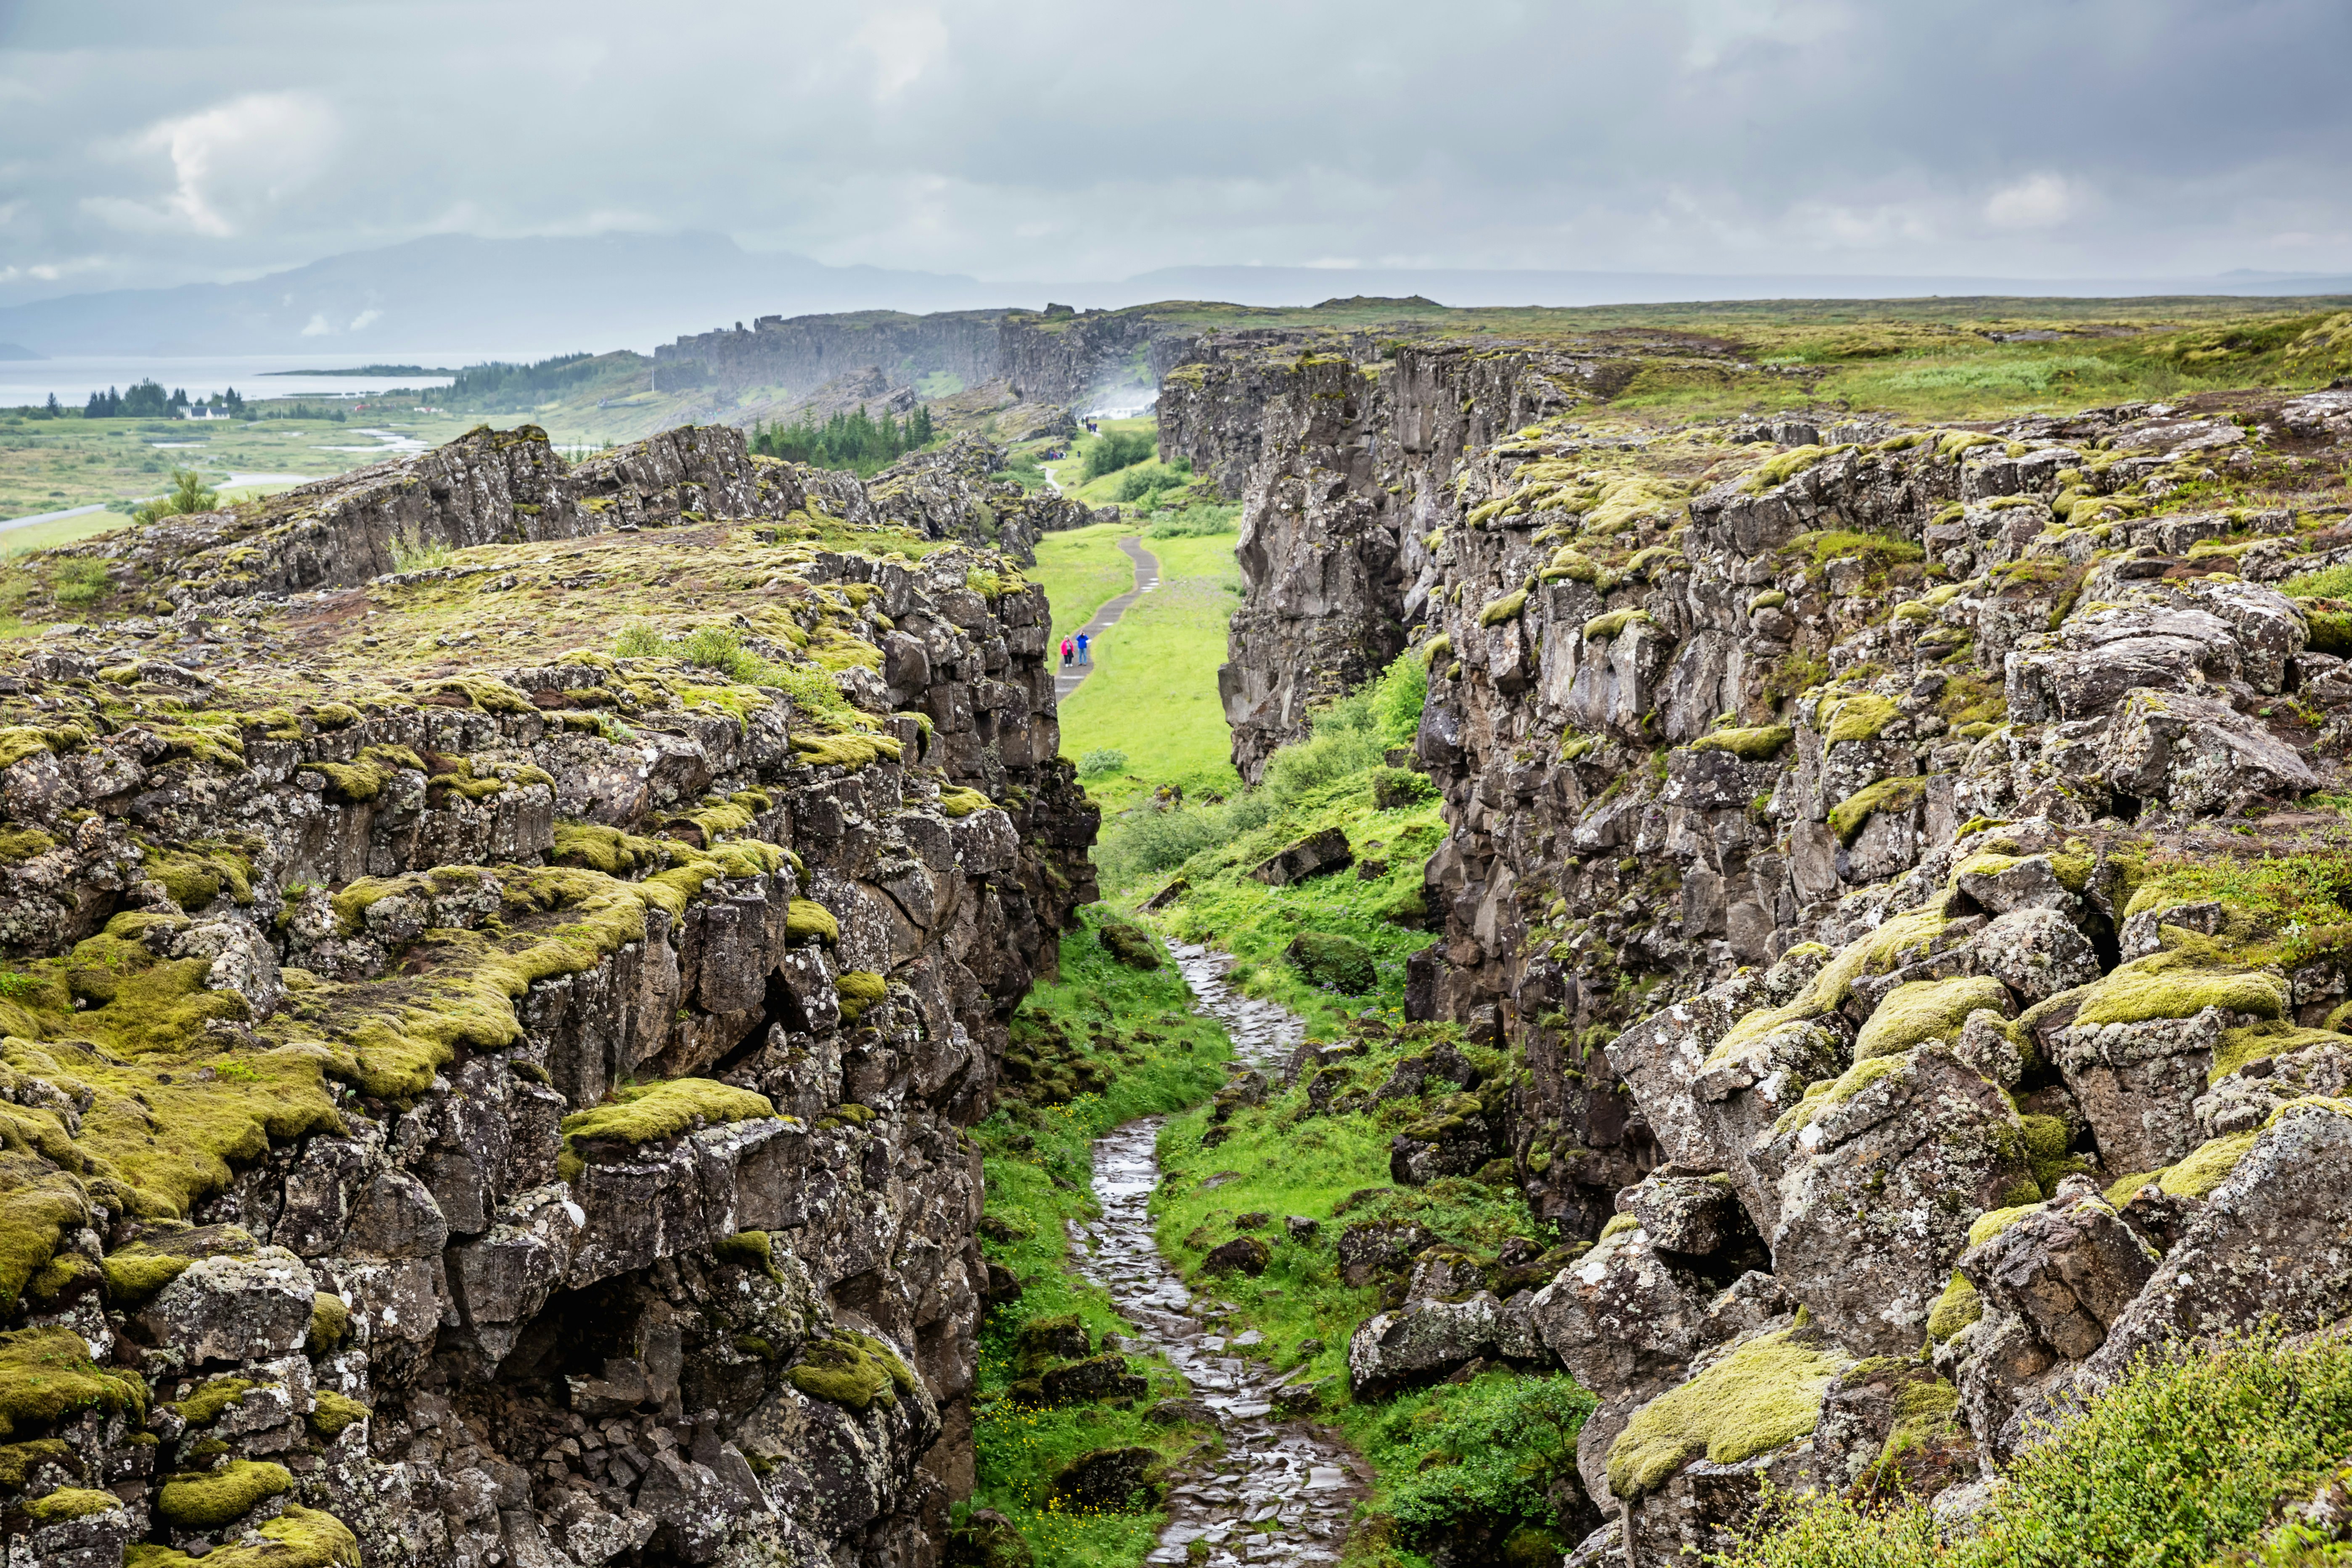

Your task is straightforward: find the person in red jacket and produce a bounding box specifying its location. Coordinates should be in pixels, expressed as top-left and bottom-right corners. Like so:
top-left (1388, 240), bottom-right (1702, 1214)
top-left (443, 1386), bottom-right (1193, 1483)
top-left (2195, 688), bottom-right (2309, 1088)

top-left (1060, 636), bottom-right (1074, 667)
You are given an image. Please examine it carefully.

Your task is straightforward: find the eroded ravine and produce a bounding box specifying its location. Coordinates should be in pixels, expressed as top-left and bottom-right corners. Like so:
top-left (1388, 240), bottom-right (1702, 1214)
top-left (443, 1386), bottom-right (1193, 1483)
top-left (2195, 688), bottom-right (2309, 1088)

top-left (1071, 944), bottom-right (1369, 1567)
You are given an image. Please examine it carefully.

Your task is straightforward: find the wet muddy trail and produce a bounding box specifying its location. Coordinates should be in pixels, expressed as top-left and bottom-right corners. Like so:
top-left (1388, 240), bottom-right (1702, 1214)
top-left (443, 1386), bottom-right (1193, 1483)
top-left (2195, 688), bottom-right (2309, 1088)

top-left (1070, 944), bottom-right (1371, 1566)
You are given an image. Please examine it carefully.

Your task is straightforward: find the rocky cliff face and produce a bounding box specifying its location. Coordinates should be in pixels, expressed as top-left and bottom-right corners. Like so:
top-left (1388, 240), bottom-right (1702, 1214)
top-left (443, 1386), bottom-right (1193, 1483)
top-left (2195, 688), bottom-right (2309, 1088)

top-left (1199, 338), bottom-right (2352, 1559)
top-left (657, 308), bottom-right (1191, 414)
top-left (0, 423), bottom-right (1095, 1567)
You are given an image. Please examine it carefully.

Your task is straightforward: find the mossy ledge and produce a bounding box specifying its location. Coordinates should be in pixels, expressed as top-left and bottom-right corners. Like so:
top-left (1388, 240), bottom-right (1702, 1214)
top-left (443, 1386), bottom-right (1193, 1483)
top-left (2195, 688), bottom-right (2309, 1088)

top-left (0, 415), bottom-right (1098, 1568)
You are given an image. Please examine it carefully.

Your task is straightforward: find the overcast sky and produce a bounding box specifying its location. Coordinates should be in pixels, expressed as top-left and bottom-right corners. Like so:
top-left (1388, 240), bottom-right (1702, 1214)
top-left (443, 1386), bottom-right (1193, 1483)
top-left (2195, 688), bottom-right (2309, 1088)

top-left (1, 0), bottom-right (2347, 308)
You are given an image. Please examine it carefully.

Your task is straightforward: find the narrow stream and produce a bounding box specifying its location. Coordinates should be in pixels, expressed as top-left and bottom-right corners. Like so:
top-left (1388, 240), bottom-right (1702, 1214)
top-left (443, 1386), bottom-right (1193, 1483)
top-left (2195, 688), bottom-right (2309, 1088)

top-left (1070, 943), bottom-right (1370, 1566)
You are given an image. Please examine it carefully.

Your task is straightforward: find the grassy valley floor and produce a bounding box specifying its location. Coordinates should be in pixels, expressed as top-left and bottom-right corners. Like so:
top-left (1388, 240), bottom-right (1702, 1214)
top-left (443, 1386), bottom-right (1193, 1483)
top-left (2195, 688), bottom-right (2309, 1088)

top-left (968, 908), bottom-right (1236, 1568)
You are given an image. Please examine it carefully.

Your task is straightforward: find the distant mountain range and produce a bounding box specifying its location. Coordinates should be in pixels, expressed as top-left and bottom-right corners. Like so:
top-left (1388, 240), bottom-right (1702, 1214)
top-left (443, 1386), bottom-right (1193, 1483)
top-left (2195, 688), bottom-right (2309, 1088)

top-left (0, 233), bottom-right (2347, 362)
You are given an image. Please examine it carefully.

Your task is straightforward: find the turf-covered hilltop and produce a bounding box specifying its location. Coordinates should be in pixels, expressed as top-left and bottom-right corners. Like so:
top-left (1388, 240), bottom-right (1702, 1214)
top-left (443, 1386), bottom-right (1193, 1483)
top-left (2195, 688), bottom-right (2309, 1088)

top-left (0, 418), bottom-right (1100, 1567)
top-left (1089, 300), bottom-right (2352, 1567)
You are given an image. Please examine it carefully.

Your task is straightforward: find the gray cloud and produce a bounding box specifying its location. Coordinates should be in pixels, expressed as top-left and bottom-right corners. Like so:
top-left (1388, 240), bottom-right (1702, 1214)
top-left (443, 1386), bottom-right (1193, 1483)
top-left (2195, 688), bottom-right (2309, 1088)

top-left (1, 0), bottom-right (2347, 309)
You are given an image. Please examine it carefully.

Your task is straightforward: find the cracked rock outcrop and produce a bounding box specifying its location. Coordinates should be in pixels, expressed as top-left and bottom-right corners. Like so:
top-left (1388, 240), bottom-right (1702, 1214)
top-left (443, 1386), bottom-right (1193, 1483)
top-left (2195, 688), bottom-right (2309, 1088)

top-left (0, 422), bottom-right (1095, 1568)
top-left (1177, 326), bottom-right (2352, 1562)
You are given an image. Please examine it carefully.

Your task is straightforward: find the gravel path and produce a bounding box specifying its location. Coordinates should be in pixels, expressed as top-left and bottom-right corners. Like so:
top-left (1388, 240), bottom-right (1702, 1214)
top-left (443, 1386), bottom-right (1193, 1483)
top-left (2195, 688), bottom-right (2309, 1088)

top-left (1070, 943), bottom-right (1372, 1567)
top-left (1054, 535), bottom-right (1157, 702)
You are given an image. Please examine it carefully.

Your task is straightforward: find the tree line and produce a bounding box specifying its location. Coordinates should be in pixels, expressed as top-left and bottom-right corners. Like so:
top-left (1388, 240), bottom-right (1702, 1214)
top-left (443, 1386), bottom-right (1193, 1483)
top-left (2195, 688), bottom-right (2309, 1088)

top-left (750, 404), bottom-right (935, 476)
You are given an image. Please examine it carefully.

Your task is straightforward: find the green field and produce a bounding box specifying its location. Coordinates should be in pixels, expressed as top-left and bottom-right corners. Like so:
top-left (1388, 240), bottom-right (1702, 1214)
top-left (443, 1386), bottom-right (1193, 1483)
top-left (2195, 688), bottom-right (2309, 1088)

top-left (1054, 527), bottom-right (1244, 815)
top-left (1029, 522), bottom-right (1140, 643)
top-left (0, 409), bottom-right (484, 524)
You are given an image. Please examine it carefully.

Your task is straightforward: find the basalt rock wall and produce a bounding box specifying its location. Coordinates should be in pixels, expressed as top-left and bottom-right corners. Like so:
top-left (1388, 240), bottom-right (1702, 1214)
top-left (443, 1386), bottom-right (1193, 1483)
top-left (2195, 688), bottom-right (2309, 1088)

top-left (1194, 336), bottom-right (2352, 1561)
top-left (656, 309), bottom-right (1193, 413)
top-left (98, 424), bottom-right (1072, 622)
top-left (0, 426), bottom-right (1097, 1568)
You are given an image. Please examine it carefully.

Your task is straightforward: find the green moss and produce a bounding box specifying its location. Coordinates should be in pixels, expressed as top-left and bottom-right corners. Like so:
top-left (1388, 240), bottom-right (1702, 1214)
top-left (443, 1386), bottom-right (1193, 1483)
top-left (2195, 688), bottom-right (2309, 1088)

top-left (786, 899), bottom-right (840, 944)
top-left (1827, 775), bottom-right (1927, 846)
top-left (1688, 725), bottom-right (1792, 762)
top-left (296, 745), bottom-right (425, 805)
top-left (557, 1078), bottom-right (774, 1179)
top-left (2071, 950), bottom-right (2289, 1029)
top-left (1540, 548), bottom-right (1609, 587)
top-left (306, 1390), bottom-right (368, 1440)
top-left (140, 839), bottom-right (255, 910)
top-left (1582, 608), bottom-right (1651, 642)
top-left (1926, 1272), bottom-right (1982, 1345)
top-left (0, 1437), bottom-right (73, 1488)
top-left (156, 1459), bottom-right (291, 1528)
top-left (1599, 1213), bottom-right (1639, 1240)
top-left (1477, 588), bottom-right (1530, 627)
top-left (937, 786), bottom-right (993, 818)
top-left (1741, 444), bottom-right (1850, 494)
top-left (550, 822), bottom-right (673, 876)
top-left (788, 1333), bottom-right (904, 1410)
top-left (713, 1230), bottom-right (781, 1280)
top-left (0, 1327), bottom-right (147, 1438)
top-left (306, 1292), bottom-right (349, 1353)
top-left (836, 970), bottom-right (888, 1022)
top-left (0, 827), bottom-right (55, 864)
top-left (792, 730), bottom-right (902, 769)
top-left (1606, 1328), bottom-right (1851, 1496)
top-left (1712, 900), bottom-right (1961, 1063)
top-left (22, 1486), bottom-right (119, 1524)
top-left (170, 1377), bottom-right (254, 1428)
top-left (2117, 1131), bottom-right (2263, 1202)
top-left (1822, 692), bottom-right (1901, 745)
top-left (1855, 976), bottom-right (2011, 1060)
top-left (128, 1504), bottom-right (361, 1568)
top-left (1968, 1202), bottom-right (2045, 1248)
top-left (1749, 590), bottom-right (1789, 612)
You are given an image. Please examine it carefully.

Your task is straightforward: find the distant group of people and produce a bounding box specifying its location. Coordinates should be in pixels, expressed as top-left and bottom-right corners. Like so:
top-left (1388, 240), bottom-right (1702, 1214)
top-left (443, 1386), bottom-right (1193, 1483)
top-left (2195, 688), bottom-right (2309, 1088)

top-left (1060, 632), bottom-right (1090, 668)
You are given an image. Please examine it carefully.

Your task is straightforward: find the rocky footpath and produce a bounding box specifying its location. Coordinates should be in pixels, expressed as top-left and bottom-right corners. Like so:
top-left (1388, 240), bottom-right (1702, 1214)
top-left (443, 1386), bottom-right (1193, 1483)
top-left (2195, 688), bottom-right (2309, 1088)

top-left (0, 422), bottom-right (1096, 1566)
top-left (1186, 333), bottom-right (2352, 1560)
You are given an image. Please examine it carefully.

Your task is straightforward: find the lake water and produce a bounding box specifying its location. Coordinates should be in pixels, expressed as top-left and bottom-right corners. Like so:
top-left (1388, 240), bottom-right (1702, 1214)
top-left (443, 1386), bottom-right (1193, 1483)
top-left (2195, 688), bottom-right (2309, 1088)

top-left (0, 353), bottom-right (507, 407)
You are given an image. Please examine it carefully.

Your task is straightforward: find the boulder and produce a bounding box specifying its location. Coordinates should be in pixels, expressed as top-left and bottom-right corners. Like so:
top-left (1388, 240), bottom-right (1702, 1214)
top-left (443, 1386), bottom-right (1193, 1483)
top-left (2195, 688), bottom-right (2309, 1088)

top-left (1617, 1174), bottom-right (1740, 1256)
top-left (1336, 1221), bottom-right (1436, 1288)
top-left (1249, 828), bottom-right (1353, 886)
top-left (1040, 1354), bottom-right (1147, 1405)
top-left (2055, 1005), bottom-right (2227, 1174)
top-left (1766, 1047), bottom-right (2040, 1356)
top-left (2098, 687), bottom-right (2319, 815)
top-left (1347, 1292), bottom-right (1500, 1395)
top-left (1286, 931), bottom-right (1376, 992)
top-left (1096, 922), bottom-right (1161, 970)
top-left (136, 1248), bottom-right (319, 1367)
top-left (1974, 907), bottom-right (2101, 1004)
top-left (1200, 1236), bottom-right (1270, 1277)
top-left (1390, 1093), bottom-right (1496, 1185)
top-left (1050, 1446), bottom-right (1163, 1511)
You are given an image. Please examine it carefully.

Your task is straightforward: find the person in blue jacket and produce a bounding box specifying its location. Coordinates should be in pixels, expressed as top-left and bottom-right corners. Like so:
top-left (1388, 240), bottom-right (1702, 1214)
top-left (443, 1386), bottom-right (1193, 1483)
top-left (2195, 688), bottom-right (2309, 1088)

top-left (1076, 632), bottom-right (1091, 666)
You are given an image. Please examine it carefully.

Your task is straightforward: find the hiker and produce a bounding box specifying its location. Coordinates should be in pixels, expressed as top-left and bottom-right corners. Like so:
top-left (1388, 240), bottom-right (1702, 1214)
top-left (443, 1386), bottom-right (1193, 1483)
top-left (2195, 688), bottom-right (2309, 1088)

top-left (1060, 636), bottom-right (1073, 668)
top-left (1076, 631), bottom-right (1091, 666)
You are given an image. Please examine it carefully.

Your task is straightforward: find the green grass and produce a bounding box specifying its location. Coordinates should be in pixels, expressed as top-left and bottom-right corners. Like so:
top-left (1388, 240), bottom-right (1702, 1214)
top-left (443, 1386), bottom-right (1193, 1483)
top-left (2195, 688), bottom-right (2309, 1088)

top-left (1031, 522), bottom-right (1140, 644)
top-left (1099, 657), bottom-right (1439, 1037)
top-left (1717, 1330), bottom-right (2352, 1568)
top-left (1151, 1020), bottom-right (1545, 1393)
top-left (1057, 528), bottom-right (1246, 817)
top-left (0, 410), bottom-right (479, 523)
top-left (972, 907), bottom-right (1237, 1568)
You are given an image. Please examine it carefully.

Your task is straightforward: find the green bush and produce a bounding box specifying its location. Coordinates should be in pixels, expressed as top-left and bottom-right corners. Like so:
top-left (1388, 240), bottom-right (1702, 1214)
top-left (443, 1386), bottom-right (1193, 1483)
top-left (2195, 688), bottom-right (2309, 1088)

top-left (1719, 1330), bottom-right (2352, 1568)
top-left (1078, 748), bottom-right (1129, 777)
top-left (1286, 931), bottom-right (1375, 992)
top-left (1370, 1372), bottom-right (1595, 1538)
top-left (1082, 431), bottom-right (1156, 480)
top-left (1145, 504), bottom-right (1239, 538)
top-left (1115, 460), bottom-right (1191, 502)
